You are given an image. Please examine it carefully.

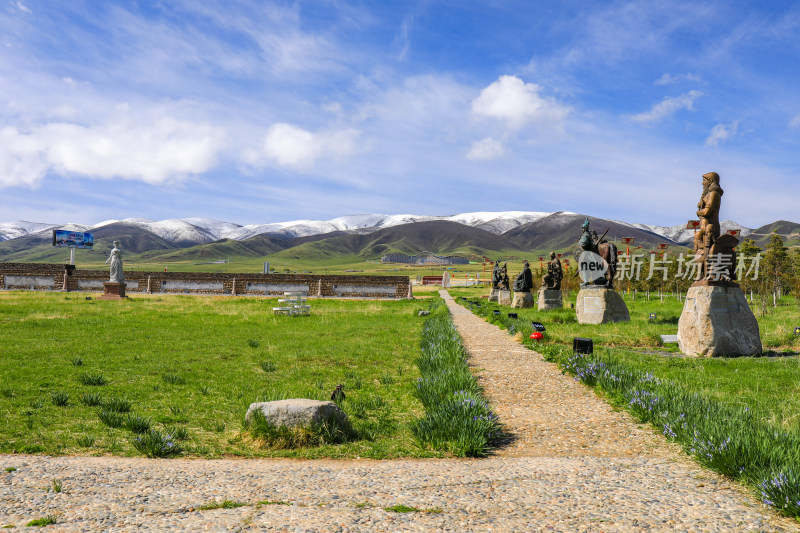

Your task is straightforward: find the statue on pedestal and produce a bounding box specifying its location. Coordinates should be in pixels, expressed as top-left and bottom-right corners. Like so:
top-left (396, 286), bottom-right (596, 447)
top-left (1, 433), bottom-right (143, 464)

top-left (578, 219), bottom-right (617, 289)
top-left (106, 241), bottom-right (124, 284)
top-left (542, 252), bottom-right (563, 290)
top-left (512, 260), bottom-right (533, 292)
top-left (491, 260), bottom-right (509, 291)
top-left (678, 172), bottom-right (760, 356)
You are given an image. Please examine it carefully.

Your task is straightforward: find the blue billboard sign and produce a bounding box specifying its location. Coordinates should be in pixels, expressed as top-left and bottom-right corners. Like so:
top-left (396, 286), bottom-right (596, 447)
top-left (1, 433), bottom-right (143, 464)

top-left (52, 230), bottom-right (94, 249)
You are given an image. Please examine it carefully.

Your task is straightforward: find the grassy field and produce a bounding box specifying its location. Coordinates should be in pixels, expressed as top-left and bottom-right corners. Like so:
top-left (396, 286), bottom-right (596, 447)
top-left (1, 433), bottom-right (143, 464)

top-left (0, 292), bottom-right (443, 458)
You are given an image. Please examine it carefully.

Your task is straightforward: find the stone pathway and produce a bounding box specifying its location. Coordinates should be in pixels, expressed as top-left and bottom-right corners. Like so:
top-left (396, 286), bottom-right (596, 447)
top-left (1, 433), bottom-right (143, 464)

top-left (0, 291), bottom-right (796, 532)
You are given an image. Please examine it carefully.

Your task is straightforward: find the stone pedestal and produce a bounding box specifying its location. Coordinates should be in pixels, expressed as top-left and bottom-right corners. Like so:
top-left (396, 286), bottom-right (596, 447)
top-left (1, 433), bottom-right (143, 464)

top-left (677, 283), bottom-right (761, 356)
top-left (497, 290), bottom-right (512, 306)
top-left (488, 288), bottom-right (499, 302)
top-left (511, 291), bottom-right (534, 308)
top-left (575, 287), bottom-right (629, 324)
top-left (99, 282), bottom-right (127, 300)
top-left (538, 288), bottom-right (563, 310)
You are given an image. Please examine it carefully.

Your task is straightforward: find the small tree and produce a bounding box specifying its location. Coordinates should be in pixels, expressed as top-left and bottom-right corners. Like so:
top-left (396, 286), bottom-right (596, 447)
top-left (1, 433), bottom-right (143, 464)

top-left (761, 235), bottom-right (790, 307)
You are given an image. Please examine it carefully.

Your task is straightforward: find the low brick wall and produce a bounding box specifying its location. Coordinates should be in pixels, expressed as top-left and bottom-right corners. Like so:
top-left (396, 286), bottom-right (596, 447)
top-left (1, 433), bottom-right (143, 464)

top-left (0, 263), bottom-right (411, 299)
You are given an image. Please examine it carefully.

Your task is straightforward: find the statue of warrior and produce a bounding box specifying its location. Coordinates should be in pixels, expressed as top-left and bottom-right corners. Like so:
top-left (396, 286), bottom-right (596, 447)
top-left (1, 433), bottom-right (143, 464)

top-left (542, 252), bottom-right (563, 290)
top-left (513, 260), bottom-right (534, 292)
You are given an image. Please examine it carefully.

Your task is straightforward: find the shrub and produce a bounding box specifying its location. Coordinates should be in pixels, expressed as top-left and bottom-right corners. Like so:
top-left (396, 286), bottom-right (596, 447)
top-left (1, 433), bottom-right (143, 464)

top-left (27, 515), bottom-right (58, 527)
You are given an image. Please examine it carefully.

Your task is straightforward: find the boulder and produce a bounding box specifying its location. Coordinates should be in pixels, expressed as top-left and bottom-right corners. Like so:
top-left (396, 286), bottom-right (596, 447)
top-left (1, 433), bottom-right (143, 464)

top-left (537, 288), bottom-right (563, 311)
top-left (677, 284), bottom-right (761, 356)
top-left (575, 287), bottom-right (630, 324)
top-left (245, 399), bottom-right (348, 428)
top-left (510, 291), bottom-right (534, 308)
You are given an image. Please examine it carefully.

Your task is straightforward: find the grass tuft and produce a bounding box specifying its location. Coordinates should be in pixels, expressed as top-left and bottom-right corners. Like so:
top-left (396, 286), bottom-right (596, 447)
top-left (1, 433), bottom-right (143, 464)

top-left (259, 361), bottom-right (277, 373)
top-left (77, 372), bottom-right (107, 386)
top-left (26, 515), bottom-right (57, 527)
top-left (162, 373), bottom-right (186, 385)
top-left (51, 478), bottom-right (62, 493)
top-left (80, 393), bottom-right (103, 407)
top-left (131, 430), bottom-right (182, 457)
top-left (123, 413), bottom-right (152, 434)
top-left (199, 499), bottom-right (246, 510)
top-left (50, 391), bottom-right (69, 407)
top-left (98, 410), bottom-right (125, 428)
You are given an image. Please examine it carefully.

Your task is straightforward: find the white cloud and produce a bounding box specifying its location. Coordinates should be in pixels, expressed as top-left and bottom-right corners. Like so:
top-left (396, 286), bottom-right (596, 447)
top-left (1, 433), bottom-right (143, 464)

top-left (262, 123), bottom-right (360, 170)
top-left (471, 75), bottom-right (569, 130)
top-left (789, 114), bottom-right (800, 129)
top-left (466, 137), bottom-right (504, 161)
top-left (631, 90), bottom-right (703, 124)
top-left (15, 1), bottom-right (31, 14)
top-left (705, 121), bottom-right (738, 146)
top-left (654, 73), bottom-right (703, 85)
top-left (0, 115), bottom-right (225, 188)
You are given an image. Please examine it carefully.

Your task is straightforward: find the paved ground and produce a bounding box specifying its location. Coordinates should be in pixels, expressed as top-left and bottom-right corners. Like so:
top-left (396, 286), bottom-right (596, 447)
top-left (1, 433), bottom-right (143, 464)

top-left (0, 291), bottom-right (796, 532)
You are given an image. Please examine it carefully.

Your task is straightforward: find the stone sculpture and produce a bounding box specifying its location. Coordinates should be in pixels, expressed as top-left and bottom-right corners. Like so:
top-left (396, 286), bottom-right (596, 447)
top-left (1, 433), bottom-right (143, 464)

top-left (575, 219), bottom-right (628, 323)
top-left (512, 260), bottom-right (533, 292)
top-left (511, 260), bottom-right (534, 308)
top-left (542, 252), bottom-right (563, 291)
top-left (538, 252), bottom-right (564, 310)
top-left (577, 219), bottom-right (617, 289)
top-left (678, 172), bottom-right (760, 356)
top-left (106, 241), bottom-right (124, 284)
top-left (694, 172), bottom-right (737, 281)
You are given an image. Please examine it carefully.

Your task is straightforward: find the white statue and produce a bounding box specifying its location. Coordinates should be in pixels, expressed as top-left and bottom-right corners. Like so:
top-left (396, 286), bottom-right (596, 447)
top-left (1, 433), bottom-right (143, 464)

top-left (106, 240), bottom-right (124, 284)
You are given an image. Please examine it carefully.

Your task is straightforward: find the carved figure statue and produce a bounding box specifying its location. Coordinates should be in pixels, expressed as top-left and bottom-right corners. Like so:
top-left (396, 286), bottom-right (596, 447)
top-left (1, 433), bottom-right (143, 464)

top-left (542, 252), bottom-right (563, 290)
top-left (512, 260), bottom-right (534, 292)
top-left (694, 172), bottom-right (737, 281)
top-left (578, 219), bottom-right (617, 289)
top-left (491, 260), bottom-right (501, 289)
top-left (498, 262), bottom-right (510, 291)
top-left (105, 240), bottom-right (124, 284)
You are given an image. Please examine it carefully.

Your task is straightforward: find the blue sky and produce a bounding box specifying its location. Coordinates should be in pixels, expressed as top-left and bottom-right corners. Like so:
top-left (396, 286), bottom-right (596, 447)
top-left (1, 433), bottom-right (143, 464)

top-left (1, 0), bottom-right (799, 227)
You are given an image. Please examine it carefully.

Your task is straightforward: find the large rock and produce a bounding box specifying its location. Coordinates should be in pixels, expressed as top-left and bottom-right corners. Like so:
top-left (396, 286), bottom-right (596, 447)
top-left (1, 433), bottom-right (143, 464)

top-left (497, 290), bottom-right (512, 306)
top-left (537, 288), bottom-right (563, 311)
top-left (245, 399), bottom-right (348, 428)
top-left (677, 284), bottom-right (761, 356)
top-left (575, 287), bottom-right (630, 324)
top-left (511, 291), bottom-right (534, 308)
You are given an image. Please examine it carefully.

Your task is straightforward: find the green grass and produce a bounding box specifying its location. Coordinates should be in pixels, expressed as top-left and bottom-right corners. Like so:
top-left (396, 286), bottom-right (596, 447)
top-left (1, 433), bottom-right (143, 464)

top-left (26, 515), bottom-right (57, 527)
top-left (0, 292), bottom-right (437, 458)
top-left (199, 499), bottom-right (246, 510)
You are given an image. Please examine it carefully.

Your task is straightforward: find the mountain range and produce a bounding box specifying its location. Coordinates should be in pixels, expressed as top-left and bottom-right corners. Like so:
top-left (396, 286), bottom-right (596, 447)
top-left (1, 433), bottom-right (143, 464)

top-left (1, 212), bottom-right (797, 264)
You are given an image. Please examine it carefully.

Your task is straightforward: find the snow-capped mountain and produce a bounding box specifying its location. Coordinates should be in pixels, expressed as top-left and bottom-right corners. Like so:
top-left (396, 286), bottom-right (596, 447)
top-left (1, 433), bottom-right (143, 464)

top-left (0, 211), bottom-right (754, 246)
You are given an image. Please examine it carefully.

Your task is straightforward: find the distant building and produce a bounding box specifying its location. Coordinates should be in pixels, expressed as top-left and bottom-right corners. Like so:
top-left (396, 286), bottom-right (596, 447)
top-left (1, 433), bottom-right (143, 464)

top-left (380, 252), bottom-right (469, 265)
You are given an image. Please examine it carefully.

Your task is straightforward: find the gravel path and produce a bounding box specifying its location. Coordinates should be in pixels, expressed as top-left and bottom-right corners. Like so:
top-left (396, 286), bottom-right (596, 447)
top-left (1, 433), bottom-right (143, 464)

top-left (0, 291), bottom-right (796, 532)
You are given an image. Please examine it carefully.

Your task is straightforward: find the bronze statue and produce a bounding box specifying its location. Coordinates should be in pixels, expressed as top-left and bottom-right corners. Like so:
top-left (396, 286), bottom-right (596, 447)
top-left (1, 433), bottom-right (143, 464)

top-left (512, 260), bottom-right (533, 292)
top-left (491, 260), bottom-right (501, 289)
top-left (578, 219), bottom-right (617, 289)
top-left (694, 172), bottom-right (737, 282)
top-left (542, 252), bottom-right (563, 290)
top-left (498, 263), bottom-right (510, 290)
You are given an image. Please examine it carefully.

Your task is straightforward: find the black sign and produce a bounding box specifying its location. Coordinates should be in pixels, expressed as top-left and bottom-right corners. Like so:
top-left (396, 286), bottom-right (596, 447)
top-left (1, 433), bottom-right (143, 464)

top-left (531, 321), bottom-right (546, 332)
top-left (507, 312), bottom-right (518, 319)
top-left (493, 309), bottom-right (500, 316)
top-left (573, 337), bottom-right (593, 355)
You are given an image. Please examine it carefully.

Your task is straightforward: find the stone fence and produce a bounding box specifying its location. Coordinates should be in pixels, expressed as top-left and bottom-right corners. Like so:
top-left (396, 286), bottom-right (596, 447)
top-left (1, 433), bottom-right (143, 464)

top-left (0, 263), bottom-right (411, 299)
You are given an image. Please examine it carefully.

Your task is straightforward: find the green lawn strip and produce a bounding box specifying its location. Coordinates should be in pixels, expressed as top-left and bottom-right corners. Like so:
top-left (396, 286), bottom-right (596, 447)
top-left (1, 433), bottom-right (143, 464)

top-left (456, 294), bottom-right (800, 520)
top-left (411, 299), bottom-right (500, 457)
top-left (0, 292), bottom-right (441, 458)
